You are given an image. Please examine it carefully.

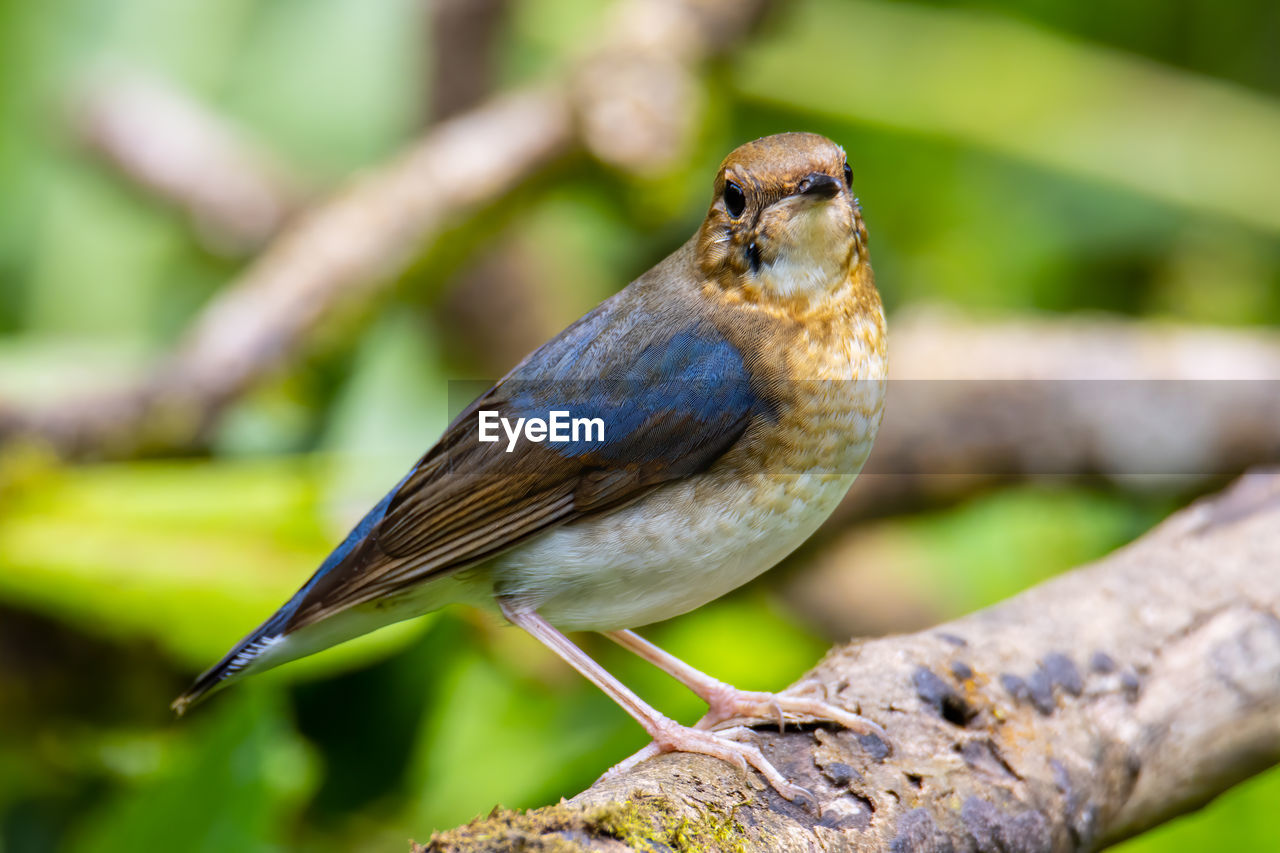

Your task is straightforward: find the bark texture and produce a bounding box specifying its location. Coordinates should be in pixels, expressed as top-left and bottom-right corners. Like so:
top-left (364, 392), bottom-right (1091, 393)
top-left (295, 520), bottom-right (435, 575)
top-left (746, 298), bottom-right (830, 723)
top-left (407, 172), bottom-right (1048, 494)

top-left (421, 469), bottom-right (1280, 851)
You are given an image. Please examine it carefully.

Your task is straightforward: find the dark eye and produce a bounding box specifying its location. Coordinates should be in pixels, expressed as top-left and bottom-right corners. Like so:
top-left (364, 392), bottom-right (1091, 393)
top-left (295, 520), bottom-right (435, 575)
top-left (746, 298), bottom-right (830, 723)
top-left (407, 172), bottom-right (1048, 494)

top-left (843, 163), bottom-right (853, 188)
top-left (724, 181), bottom-right (746, 217)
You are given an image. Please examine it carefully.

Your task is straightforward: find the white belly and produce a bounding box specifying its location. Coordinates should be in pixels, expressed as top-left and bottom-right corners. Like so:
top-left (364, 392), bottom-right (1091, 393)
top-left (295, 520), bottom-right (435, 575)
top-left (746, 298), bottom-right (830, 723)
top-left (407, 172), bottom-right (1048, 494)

top-left (488, 466), bottom-right (867, 631)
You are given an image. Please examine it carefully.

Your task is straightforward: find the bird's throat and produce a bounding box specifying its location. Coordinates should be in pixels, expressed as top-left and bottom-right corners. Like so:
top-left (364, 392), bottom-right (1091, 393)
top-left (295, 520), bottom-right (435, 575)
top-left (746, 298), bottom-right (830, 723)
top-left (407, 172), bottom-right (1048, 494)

top-left (749, 202), bottom-right (858, 308)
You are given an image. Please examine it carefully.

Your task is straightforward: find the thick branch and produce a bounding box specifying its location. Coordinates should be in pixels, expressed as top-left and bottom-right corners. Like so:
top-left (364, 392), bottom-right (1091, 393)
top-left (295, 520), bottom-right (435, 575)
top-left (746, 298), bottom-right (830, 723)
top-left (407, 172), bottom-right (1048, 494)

top-left (422, 469), bottom-right (1280, 851)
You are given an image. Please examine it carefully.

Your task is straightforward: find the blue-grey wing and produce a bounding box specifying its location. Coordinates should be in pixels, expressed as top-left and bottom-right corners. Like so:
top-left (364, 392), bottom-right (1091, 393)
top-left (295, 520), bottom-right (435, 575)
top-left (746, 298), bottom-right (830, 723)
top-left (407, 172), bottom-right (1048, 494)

top-left (285, 299), bottom-right (768, 629)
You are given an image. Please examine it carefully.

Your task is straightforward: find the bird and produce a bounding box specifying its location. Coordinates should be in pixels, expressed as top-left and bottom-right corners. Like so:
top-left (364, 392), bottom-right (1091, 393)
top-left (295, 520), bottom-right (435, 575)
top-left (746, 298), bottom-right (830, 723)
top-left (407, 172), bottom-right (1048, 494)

top-left (173, 131), bottom-right (888, 802)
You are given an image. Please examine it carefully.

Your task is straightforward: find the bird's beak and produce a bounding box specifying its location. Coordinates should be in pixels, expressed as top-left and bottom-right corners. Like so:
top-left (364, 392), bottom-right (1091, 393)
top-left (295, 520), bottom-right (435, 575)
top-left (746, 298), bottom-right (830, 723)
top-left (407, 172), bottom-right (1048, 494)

top-left (796, 172), bottom-right (840, 201)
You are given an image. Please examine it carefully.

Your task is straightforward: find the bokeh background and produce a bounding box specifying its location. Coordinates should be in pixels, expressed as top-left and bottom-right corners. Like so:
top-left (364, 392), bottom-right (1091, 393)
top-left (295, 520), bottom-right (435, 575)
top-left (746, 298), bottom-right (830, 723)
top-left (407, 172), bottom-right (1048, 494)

top-left (2, 0), bottom-right (1279, 850)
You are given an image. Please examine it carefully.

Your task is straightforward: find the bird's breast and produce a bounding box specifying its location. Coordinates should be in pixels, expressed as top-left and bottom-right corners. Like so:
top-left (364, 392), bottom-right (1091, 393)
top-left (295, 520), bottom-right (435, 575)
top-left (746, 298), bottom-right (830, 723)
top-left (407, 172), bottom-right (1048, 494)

top-left (488, 290), bottom-right (887, 632)
top-left (748, 301), bottom-right (887, 476)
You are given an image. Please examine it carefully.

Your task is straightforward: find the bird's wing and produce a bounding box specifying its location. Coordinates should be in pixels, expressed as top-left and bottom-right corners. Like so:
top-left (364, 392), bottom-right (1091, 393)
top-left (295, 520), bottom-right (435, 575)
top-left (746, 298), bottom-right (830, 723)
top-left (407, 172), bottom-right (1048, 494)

top-left (284, 299), bottom-right (769, 630)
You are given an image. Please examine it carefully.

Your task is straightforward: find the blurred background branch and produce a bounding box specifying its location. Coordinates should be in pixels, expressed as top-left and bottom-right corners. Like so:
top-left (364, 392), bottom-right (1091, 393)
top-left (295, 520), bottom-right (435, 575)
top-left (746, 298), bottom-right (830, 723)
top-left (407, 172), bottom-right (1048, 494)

top-left (0, 0), bottom-right (773, 460)
top-left (19, 86), bottom-right (575, 456)
top-left (73, 74), bottom-right (309, 254)
top-left (830, 308), bottom-right (1280, 523)
top-left (426, 0), bottom-right (511, 122)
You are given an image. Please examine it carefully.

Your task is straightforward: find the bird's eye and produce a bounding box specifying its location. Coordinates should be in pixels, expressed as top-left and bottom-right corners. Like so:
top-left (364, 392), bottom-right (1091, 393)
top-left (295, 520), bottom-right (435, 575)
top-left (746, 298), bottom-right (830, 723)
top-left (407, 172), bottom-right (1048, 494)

top-left (843, 163), bottom-right (853, 188)
top-left (723, 181), bottom-right (746, 218)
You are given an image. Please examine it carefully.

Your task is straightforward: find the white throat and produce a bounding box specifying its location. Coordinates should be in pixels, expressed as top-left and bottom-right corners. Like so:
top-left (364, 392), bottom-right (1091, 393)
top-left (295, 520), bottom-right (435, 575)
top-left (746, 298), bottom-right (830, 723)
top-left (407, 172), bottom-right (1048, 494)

top-left (754, 203), bottom-right (849, 300)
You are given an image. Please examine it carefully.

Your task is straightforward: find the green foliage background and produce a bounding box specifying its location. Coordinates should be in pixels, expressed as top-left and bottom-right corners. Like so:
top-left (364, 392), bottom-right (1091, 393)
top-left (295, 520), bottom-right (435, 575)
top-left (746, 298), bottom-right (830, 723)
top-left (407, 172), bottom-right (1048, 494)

top-left (1, 0), bottom-right (1278, 849)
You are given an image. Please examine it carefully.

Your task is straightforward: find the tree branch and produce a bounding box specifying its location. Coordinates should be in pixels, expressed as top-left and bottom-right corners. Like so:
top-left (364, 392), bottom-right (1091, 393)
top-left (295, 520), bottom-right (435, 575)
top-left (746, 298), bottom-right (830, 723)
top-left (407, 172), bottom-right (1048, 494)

top-left (421, 469), bottom-right (1280, 851)
top-left (73, 74), bottom-right (308, 253)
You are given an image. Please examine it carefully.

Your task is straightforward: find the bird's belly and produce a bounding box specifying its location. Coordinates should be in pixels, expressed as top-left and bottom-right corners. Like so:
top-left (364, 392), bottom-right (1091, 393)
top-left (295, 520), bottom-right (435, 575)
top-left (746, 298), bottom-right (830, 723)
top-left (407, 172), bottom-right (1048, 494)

top-left (489, 378), bottom-right (880, 632)
top-left (487, 470), bottom-right (857, 631)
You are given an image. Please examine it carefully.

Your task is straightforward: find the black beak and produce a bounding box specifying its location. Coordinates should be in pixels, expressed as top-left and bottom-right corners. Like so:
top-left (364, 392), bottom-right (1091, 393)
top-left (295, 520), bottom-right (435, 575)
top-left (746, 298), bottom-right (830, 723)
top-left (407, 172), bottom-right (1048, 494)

top-left (797, 172), bottom-right (840, 200)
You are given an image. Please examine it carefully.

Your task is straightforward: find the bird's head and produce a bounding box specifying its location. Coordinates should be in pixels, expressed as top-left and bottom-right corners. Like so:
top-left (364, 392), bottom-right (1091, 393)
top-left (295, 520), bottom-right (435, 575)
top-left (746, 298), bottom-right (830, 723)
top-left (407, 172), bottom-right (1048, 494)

top-left (696, 132), bottom-right (869, 305)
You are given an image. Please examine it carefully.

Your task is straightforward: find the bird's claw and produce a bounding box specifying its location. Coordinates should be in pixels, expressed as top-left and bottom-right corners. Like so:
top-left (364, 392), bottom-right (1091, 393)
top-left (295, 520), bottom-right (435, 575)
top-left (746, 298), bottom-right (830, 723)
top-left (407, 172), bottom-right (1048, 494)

top-left (697, 684), bottom-right (889, 746)
top-left (599, 721), bottom-right (815, 803)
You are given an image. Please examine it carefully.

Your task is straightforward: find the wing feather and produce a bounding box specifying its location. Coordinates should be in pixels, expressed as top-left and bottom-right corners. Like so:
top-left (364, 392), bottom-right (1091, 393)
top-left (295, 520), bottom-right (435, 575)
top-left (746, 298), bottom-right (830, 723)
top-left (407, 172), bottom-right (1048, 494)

top-left (285, 274), bottom-right (770, 631)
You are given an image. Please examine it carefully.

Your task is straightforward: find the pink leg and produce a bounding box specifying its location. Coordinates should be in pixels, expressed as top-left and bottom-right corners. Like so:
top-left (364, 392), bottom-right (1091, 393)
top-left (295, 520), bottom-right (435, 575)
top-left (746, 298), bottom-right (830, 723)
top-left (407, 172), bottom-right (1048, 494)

top-left (605, 629), bottom-right (888, 742)
top-left (500, 603), bottom-right (812, 802)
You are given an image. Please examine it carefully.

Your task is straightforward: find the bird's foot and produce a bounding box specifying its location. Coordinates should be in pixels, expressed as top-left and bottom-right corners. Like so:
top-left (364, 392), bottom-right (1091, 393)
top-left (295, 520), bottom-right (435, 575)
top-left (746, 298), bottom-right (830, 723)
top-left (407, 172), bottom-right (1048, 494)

top-left (698, 683), bottom-right (889, 745)
top-left (600, 721), bottom-right (813, 803)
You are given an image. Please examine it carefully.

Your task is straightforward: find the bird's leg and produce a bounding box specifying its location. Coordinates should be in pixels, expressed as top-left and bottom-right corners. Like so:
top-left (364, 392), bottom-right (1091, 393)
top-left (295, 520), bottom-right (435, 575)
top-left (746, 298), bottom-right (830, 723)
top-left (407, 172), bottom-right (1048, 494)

top-left (499, 603), bottom-right (812, 802)
top-left (605, 629), bottom-right (887, 741)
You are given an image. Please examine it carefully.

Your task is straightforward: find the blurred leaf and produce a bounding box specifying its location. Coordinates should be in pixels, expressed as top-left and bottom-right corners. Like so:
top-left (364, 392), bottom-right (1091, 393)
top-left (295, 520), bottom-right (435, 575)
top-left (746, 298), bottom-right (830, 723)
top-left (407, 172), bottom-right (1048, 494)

top-left (739, 0), bottom-right (1280, 232)
top-left (223, 0), bottom-right (424, 176)
top-left (1112, 764), bottom-right (1280, 852)
top-left (0, 336), bottom-right (150, 402)
top-left (70, 688), bottom-right (315, 853)
top-left (1146, 223), bottom-right (1280, 324)
top-left (785, 484), bottom-right (1166, 641)
top-left (501, 0), bottom-right (609, 85)
top-left (650, 592), bottom-right (830, 694)
top-left (211, 379), bottom-right (318, 457)
top-left (0, 0), bottom-right (62, 333)
top-left (83, 0), bottom-right (260, 91)
top-left (912, 485), bottom-right (1157, 614)
top-left (0, 457), bottom-right (422, 675)
top-left (518, 187), bottom-right (644, 328)
top-left (26, 164), bottom-right (182, 339)
top-left (407, 642), bottom-right (624, 833)
top-left (879, 484), bottom-right (1157, 618)
top-left (318, 308), bottom-right (449, 530)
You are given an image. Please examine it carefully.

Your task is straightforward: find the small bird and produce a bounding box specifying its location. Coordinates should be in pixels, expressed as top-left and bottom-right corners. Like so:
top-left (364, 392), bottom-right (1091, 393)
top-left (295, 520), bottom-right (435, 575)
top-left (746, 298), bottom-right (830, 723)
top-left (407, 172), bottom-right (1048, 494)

top-left (174, 132), bottom-right (888, 801)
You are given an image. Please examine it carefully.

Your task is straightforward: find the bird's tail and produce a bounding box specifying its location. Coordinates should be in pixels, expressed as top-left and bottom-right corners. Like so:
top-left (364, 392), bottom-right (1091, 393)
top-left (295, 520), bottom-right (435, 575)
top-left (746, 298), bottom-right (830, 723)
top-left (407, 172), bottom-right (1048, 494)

top-left (170, 575), bottom-right (436, 714)
top-left (170, 608), bottom-right (293, 715)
